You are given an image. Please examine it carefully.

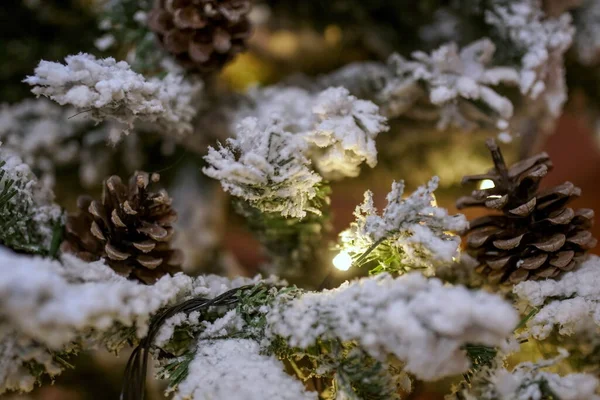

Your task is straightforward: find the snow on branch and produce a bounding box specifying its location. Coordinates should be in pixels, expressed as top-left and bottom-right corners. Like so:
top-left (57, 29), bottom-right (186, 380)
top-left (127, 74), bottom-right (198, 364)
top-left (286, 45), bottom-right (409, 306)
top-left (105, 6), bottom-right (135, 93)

top-left (234, 86), bottom-right (388, 180)
top-left (203, 117), bottom-right (323, 219)
top-left (0, 247), bottom-right (261, 393)
top-left (0, 247), bottom-right (517, 394)
top-left (305, 87), bottom-right (388, 179)
top-left (240, 86), bottom-right (316, 134)
top-left (0, 99), bottom-right (132, 189)
top-left (338, 177), bottom-right (468, 275)
top-left (390, 39), bottom-right (517, 123)
top-left (24, 53), bottom-right (202, 138)
top-left (513, 255), bottom-right (600, 340)
top-left (174, 339), bottom-right (316, 400)
top-left (0, 252), bottom-right (190, 350)
top-left (449, 350), bottom-right (600, 400)
top-left (267, 272), bottom-right (518, 381)
top-left (485, 0), bottom-right (574, 124)
top-left (0, 146), bottom-right (62, 254)
top-left (0, 99), bottom-right (85, 188)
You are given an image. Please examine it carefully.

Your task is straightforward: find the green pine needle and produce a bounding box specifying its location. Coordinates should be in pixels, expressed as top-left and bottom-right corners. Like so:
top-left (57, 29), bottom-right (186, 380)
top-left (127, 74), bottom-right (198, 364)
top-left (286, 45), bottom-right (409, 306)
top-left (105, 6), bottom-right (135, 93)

top-left (160, 352), bottom-right (195, 390)
top-left (463, 344), bottom-right (497, 382)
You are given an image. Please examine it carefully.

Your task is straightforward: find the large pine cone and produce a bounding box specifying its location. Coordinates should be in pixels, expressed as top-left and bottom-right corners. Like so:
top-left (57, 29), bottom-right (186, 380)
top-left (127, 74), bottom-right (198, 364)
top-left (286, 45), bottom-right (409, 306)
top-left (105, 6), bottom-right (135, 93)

top-left (61, 171), bottom-right (183, 284)
top-left (456, 139), bottom-right (597, 284)
top-left (147, 0), bottom-right (252, 72)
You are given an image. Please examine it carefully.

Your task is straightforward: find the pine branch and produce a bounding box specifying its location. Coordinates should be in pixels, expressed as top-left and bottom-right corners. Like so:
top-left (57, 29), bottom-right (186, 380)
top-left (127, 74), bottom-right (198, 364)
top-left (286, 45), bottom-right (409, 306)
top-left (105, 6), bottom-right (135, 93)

top-left (337, 177), bottom-right (467, 276)
top-left (159, 352), bottom-right (195, 391)
top-left (97, 0), bottom-right (163, 74)
top-left (0, 151), bottom-right (62, 255)
top-left (330, 346), bottom-right (402, 400)
top-left (463, 344), bottom-right (498, 382)
top-left (235, 183), bottom-right (331, 283)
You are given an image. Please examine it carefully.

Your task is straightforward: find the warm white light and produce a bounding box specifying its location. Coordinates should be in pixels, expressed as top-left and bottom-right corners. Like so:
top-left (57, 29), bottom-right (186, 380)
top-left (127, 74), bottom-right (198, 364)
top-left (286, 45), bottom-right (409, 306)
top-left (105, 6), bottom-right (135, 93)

top-left (479, 179), bottom-right (495, 190)
top-left (333, 251), bottom-right (353, 271)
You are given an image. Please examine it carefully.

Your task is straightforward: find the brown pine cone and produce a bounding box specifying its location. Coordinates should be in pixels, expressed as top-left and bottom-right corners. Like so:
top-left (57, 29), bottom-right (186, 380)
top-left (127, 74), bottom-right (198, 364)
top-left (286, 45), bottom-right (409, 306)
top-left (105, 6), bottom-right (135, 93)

top-left (456, 139), bottom-right (597, 284)
top-left (147, 0), bottom-right (252, 72)
top-left (61, 171), bottom-right (183, 284)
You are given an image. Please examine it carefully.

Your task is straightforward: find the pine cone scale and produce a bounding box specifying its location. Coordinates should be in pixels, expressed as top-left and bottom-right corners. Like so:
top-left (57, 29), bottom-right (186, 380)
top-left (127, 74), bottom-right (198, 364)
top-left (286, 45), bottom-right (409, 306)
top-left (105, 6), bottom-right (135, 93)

top-left (521, 253), bottom-right (548, 269)
top-left (493, 234), bottom-right (524, 250)
top-left (137, 255), bottom-right (163, 269)
top-left (133, 241), bottom-right (156, 253)
top-left (531, 233), bottom-right (565, 252)
top-left (549, 250), bottom-right (574, 267)
top-left (174, 7), bottom-right (207, 29)
top-left (105, 243), bottom-right (130, 261)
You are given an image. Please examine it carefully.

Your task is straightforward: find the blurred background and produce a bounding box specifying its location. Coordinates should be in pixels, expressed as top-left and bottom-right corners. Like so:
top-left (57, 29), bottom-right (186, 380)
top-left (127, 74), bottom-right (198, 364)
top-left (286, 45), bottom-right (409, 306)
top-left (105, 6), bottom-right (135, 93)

top-left (2, 0), bottom-right (600, 399)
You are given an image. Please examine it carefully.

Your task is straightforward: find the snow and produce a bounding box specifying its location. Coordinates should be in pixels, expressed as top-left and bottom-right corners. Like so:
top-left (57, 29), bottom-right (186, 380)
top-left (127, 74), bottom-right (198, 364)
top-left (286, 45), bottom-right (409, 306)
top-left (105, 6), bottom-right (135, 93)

top-left (267, 272), bottom-right (517, 381)
top-left (305, 87), bottom-right (388, 179)
top-left (0, 99), bottom-right (114, 188)
top-left (155, 309), bottom-right (245, 348)
top-left (0, 331), bottom-right (66, 394)
top-left (25, 53), bottom-right (202, 138)
top-left (174, 339), bottom-right (317, 400)
top-left (0, 247), bottom-right (261, 393)
top-left (203, 117), bottom-right (323, 219)
top-left (485, 0), bottom-right (574, 124)
top-left (385, 39), bottom-right (519, 130)
top-left (233, 86), bottom-right (387, 180)
top-left (339, 177), bottom-right (468, 272)
top-left (0, 146), bottom-right (63, 251)
top-left (513, 255), bottom-right (600, 340)
top-left (451, 350), bottom-right (600, 400)
top-left (241, 86), bottom-right (315, 134)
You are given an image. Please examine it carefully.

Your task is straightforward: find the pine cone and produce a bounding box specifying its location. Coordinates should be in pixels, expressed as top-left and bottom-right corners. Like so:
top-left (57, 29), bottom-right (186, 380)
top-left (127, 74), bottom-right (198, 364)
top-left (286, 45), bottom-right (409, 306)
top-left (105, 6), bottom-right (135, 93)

top-left (61, 171), bottom-right (183, 284)
top-left (456, 139), bottom-right (597, 284)
top-left (147, 0), bottom-right (252, 72)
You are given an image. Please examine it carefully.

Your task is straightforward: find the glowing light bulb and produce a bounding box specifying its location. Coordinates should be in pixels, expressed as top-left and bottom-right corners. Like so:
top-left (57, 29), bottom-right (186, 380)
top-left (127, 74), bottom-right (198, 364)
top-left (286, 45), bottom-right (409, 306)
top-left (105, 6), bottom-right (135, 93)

top-left (430, 193), bottom-right (437, 207)
top-left (479, 179), bottom-right (495, 190)
top-left (332, 251), bottom-right (353, 271)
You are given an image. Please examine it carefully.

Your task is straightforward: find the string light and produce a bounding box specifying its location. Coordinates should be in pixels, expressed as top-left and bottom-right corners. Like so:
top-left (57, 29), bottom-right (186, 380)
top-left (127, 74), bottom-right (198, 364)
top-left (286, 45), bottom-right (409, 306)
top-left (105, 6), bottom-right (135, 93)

top-left (430, 193), bottom-right (437, 207)
top-left (332, 250), bottom-right (353, 271)
top-left (479, 179), bottom-right (495, 190)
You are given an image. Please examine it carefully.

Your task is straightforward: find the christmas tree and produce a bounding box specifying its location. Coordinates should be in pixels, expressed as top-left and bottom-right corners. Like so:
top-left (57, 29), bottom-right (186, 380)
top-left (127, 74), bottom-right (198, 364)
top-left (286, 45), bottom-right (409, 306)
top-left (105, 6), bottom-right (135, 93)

top-left (1, 1), bottom-right (600, 399)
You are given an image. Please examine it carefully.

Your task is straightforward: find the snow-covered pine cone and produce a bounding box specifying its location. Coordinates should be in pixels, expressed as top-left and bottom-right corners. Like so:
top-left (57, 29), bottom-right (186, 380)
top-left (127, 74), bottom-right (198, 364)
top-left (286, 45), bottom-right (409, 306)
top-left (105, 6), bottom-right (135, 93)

top-left (147, 0), bottom-right (252, 72)
top-left (456, 139), bottom-right (597, 284)
top-left (61, 171), bottom-right (183, 284)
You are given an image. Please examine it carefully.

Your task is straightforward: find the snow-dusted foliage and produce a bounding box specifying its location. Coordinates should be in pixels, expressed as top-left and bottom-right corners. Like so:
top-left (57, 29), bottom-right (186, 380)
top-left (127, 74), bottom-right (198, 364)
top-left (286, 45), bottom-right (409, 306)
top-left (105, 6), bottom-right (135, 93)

top-left (204, 117), bottom-right (323, 219)
top-left (267, 272), bottom-right (518, 381)
top-left (0, 99), bottom-right (82, 188)
top-left (449, 350), bottom-right (600, 400)
top-left (386, 39), bottom-right (518, 130)
top-left (338, 177), bottom-right (468, 274)
top-left (513, 255), bottom-right (600, 340)
top-left (0, 146), bottom-right (62, 254)
top-left (0, 252), bottom-right (188, 348)
top-left (485, 0), bottom-right (574, 126)
top-left (0, 329), bottom-right (74, 394)
top-left (174, 339), bottom-right (316, 400)
top-left (234, 86), bottom-right (388, 180)
top-left (0, 247), bottom-right (263, 393)
top-left (241, 86), bottom-right (316, 133)
top-left (24, 54), bottom-right (202, 137)
top-left (305, 87), bottom-right (388, 179)
top-left (317, 62), bottom-right (393, 107)
top-left (0, 99), bottom-right (136, 188)
top-left (573, 0), bottom-right (600, 66)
